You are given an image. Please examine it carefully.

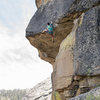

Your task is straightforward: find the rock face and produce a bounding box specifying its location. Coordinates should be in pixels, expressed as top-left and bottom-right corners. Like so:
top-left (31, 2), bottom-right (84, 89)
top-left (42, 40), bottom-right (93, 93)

top-left (74, 6), bottom-right (100, 75)
top-left (22, 78), bottom-right (52, 100)
top-left (26, 0), bottom-right (75, 35)
top-left (35, 0), bottom-right (51, 8)
top-left (26, 0), bottom-right (100, 64)
top-left (26, 0), bottom-right (100, 100)
top-left (70, 87), bottom-right (100, 100)
top-left (52, 18), bottom-right (79, 91)
top-left (27, 0), bottom-right (100, 35)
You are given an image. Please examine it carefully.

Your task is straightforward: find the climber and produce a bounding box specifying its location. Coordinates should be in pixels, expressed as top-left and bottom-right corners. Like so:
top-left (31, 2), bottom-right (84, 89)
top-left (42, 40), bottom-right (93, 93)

top-left (42, 22), bottom-right (54, 42)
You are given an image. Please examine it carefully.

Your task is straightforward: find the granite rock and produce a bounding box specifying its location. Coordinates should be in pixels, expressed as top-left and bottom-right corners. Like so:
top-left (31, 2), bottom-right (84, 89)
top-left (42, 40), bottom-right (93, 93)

top-left (22, 78), bottom-right (52, 100)
top-left (74, 6), bottom-right (100, 76)
top-left (70, 87), bottom-right (100, 100)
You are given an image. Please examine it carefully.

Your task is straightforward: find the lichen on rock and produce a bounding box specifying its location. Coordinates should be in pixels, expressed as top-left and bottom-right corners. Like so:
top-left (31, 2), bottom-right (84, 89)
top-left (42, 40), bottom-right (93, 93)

top-left (70, 87), bottom-right (100, 100)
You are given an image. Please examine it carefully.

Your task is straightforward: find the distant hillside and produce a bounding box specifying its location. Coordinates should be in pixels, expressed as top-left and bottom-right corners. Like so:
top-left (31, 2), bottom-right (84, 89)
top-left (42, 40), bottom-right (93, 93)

top-left (0, 89), bottom-right (26, 100)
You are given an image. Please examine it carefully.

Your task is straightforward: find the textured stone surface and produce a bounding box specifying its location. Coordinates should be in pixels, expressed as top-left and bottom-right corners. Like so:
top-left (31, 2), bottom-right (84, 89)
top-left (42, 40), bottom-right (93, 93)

top-left (26, 1), bottom-right (100, 100)
top-left (27, 13), bottom-right (75, 64)
top-left (70, 0), bottom-right (100, 12)
top-left (35, 0), bottom-right (42, 8)
top-left (70, 87), bottom-right (100, 100)
top-left (26, 0), bottom-right (100, 36)
top-left (35, 0), bottom-right (51, 8)
top-left (26, 0), bottom-right (100, 64)
top-left (79, 76), bottom-right (100, 88)
top-left (22, 78), bottom-right (52, 100)
top-left (52, 6), bottom-right (100, 99)
top-left (26, 0), bottom-right (75, 35)
top-left (74, 6), bottom-right (100, 76)
top-left (52, 18), bottom-right (79, 90)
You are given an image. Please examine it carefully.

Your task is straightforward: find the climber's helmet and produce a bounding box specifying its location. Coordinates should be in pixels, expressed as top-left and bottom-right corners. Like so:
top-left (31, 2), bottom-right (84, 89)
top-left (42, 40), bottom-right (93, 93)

top-left (47, 23), bottom-right (50, 25)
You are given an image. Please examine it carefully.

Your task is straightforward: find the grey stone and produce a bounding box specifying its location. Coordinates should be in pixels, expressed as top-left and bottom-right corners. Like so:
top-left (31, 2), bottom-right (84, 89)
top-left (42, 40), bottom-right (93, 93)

top-left (70, 87), bottom-right (100, 100)
top-left (22, 78), bottom-right (52, 100)
top-left (70, 0), bottom-right (100, 12)
top-left (74, 6), bottom-right (100, 75)
top-left (26, 0), bottom-right (100, 37)
top-left (26, 0), bottom-right (75, 36)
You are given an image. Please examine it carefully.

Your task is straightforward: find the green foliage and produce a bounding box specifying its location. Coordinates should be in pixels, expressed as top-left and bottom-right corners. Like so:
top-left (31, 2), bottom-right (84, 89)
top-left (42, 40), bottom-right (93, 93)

top-left (86, 94), bottom-right (100, 100)
top-left (0, 89), bottom-right (26, 100)
top-left (52, 92), bottom-right (61, 100)
top-left (55, 92), bottom-right (61, 100)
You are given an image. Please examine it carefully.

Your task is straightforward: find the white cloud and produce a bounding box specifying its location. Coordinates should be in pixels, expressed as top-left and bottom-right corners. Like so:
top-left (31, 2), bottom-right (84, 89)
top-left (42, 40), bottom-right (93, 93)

top-left (21, 0), bottom-right (37, 28)
top-left (0, 0), bottom-right (52, 90)
top-left (0, 25), bottom-right (53, 90)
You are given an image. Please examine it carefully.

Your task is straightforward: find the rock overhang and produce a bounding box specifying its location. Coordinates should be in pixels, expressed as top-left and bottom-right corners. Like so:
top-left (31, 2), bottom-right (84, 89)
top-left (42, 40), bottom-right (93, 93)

top-left (26, 0), bottom-right (100, 65)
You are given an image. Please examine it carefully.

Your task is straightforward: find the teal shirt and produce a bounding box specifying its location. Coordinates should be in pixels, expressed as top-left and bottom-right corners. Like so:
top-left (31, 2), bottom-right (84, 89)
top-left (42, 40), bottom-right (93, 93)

top-left (47, 24), bottom-right (53, 31)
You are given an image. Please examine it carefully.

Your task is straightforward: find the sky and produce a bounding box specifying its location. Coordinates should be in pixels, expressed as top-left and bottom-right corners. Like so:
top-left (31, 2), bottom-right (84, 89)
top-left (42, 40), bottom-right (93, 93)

top-left (0, 0), bottom-right (52, 90)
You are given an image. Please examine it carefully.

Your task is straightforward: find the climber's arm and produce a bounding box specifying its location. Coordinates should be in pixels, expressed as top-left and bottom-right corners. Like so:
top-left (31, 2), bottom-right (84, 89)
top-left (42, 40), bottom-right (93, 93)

top-left (42, 29), bottom-right (48, 33)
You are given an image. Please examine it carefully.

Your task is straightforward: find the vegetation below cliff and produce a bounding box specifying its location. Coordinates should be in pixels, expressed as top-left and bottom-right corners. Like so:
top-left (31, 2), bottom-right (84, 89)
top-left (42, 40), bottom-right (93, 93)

top-left (0, 78), bottom-right (52, 100)
top-left (0, 89), bottom-right (26, 100)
